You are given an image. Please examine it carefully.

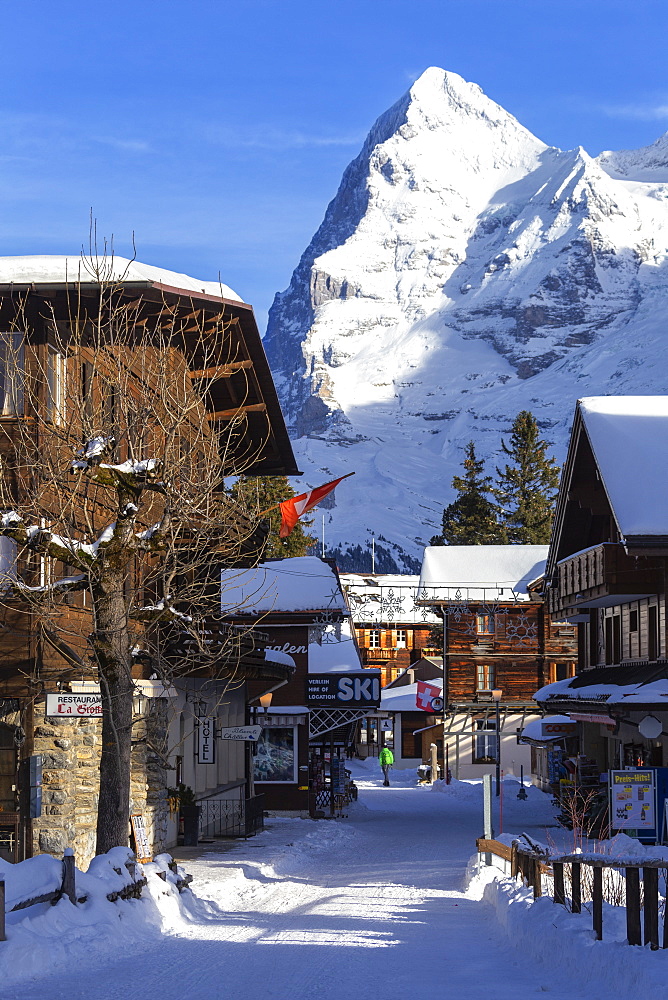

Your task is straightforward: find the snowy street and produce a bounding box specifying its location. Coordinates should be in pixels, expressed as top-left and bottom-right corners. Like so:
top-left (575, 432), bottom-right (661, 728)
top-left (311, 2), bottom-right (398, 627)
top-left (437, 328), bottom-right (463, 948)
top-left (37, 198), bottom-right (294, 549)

top-left (4, 762), bottom-right (605, 1000)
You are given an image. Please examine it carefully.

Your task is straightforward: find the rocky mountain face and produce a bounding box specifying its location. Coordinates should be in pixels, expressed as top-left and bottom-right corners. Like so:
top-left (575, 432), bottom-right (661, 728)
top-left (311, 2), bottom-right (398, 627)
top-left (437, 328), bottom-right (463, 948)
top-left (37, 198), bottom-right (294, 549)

top-left (264, 68), bottom-right (668, 572)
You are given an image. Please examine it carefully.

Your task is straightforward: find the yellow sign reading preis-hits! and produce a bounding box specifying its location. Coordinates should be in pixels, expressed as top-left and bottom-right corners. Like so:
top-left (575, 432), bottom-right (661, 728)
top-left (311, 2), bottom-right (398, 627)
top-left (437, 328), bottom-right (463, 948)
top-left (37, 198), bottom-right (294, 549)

top-left (610, 769), bottom-right (655, 830)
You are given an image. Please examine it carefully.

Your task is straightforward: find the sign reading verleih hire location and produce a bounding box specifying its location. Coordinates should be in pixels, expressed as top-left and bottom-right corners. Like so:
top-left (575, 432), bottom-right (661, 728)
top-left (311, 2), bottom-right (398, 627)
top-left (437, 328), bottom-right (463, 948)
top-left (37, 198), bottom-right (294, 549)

top-left (306, 673), bottom-right (381, 709)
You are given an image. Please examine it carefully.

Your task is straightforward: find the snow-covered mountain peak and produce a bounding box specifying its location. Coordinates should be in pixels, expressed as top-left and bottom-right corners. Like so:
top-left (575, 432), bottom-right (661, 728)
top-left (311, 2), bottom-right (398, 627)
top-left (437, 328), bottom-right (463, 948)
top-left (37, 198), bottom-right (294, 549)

top-left (264, 69), bottom-right (668, 572)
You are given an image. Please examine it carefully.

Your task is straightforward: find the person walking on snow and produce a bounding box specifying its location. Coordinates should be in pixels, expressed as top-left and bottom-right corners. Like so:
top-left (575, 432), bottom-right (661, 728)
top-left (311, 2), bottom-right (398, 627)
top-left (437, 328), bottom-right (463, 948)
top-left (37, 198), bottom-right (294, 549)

top-left (379, 746), bottom-right (394, 786)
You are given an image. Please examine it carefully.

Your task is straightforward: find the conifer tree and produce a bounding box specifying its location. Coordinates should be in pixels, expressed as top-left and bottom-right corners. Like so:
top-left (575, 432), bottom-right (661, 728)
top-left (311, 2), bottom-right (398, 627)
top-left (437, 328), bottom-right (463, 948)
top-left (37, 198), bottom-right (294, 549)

top-left (230, 476), bottom-right (316, 559)
top-left (431, 441), bottom-right (506, 546)
top-left (494, 410), bottom-right (560, 544)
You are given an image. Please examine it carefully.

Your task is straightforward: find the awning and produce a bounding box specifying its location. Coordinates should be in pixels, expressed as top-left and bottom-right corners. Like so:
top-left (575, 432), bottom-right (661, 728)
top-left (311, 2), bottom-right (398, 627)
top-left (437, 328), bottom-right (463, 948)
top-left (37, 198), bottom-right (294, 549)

top-left (519, 716), bottom-right (577, 743)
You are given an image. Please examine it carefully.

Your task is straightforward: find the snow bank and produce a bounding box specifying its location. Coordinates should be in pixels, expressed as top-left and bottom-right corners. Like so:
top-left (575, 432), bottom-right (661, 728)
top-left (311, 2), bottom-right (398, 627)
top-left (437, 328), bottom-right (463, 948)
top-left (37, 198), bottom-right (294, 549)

top-left (467, 832), bottom-right (668, 1000)
top-left (0, 850), bottom-right (196, 987)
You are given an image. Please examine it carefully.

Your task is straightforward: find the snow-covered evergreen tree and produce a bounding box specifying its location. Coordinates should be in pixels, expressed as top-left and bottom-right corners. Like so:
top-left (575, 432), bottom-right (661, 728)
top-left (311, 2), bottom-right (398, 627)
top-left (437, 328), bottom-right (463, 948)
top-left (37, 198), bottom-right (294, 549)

top-left (494, 411), bottom-right (560, 544)
top-left (431, 441), bottom-right (506, 545)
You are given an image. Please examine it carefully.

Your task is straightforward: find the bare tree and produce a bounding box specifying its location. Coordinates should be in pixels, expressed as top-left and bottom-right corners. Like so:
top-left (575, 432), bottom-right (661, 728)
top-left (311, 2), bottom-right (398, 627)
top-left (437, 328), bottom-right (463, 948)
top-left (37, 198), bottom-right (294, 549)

top-left (0, 250), bottom-right (271, 853)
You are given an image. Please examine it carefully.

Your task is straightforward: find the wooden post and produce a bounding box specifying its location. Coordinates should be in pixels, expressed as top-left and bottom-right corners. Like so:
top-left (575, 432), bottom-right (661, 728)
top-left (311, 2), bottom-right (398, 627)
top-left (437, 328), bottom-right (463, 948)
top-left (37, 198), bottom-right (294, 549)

top-left (571, 862), bottom-right (582, 914)
top-left (626, 867), bottom-right (642, 947)
top-left (533, 857), bottom-right (542, 899)
top-left (62, 848), bottom-right (76, 904)
top-left (510, 842), bottom-right (518, 879)
top-left (0, 880), bottom-right (5, 942)
top-left (592, 865), bottom-right (603, 940)
top-left (553, 861), bottom-right (565, 906)
top-left (643, 867), bottom-right (659, 950)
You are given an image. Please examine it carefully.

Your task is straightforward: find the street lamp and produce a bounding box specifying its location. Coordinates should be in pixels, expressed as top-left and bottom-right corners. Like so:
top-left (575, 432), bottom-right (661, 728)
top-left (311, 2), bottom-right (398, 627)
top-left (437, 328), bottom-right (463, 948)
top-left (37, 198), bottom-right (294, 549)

top-left (259, 692), bottom-right (273, 715)
top-left (491, 688), bottom-right (502, 797)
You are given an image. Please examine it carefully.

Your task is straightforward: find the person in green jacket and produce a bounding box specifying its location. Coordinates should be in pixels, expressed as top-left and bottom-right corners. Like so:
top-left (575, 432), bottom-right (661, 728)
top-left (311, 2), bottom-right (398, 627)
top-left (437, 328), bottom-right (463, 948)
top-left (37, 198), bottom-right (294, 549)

top-left (379, 746), bottom-right (394, 786)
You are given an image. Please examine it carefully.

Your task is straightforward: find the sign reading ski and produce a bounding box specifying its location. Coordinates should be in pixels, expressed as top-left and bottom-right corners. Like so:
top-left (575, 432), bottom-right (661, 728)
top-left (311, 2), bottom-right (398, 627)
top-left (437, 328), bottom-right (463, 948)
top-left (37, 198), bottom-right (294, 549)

top-left (307, 673), bottom-right (381, 709)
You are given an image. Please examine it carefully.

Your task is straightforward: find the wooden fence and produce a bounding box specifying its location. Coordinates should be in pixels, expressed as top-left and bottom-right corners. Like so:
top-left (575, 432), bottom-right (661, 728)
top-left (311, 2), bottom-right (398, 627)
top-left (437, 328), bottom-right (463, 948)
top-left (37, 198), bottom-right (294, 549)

top-left (0, 849), bottom-right (192, 943)
top-left (476, 837), bottom-right (668, 950)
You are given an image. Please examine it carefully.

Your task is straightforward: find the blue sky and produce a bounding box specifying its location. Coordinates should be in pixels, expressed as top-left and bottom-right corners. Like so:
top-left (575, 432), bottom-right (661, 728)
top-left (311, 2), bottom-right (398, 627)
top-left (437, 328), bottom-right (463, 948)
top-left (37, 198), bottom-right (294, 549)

top-left (2, 0), bottom-right (667, 330)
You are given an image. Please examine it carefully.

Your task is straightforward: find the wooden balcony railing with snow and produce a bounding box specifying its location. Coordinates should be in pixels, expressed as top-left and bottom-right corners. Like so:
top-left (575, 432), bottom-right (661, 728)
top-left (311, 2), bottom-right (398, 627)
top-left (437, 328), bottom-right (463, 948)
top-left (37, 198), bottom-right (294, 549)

top-left (547, 543), bottom-right (663, 617)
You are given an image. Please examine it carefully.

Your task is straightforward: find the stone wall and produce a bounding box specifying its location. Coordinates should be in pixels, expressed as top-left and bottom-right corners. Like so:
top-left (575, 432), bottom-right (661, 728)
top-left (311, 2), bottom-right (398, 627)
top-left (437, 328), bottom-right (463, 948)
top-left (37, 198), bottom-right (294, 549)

top-left (32, 702), bottom-right (99, 867)
top-left (31, 696), bottom-right (173, 868)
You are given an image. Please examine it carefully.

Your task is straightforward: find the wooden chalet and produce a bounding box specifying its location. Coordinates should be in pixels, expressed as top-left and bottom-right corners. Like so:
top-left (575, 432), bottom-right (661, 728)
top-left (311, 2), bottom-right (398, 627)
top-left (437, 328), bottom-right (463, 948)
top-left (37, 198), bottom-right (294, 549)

top-left (535, 397), bottom-right (668, 788)
top-left (341, 574), bottom-right (442, 687)
top-left (409, 545), bottom-right (577, 780)
top-left (0, 255), bottom-right (299, 864)
top-left (221, 557), bottom-right (380, 818)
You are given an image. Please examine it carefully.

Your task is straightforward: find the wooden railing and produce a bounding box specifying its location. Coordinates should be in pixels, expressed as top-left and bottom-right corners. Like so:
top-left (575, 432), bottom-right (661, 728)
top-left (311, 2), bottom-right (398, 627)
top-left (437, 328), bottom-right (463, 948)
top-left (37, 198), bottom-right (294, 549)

top-left (476, 837), bottom-right (668, 949)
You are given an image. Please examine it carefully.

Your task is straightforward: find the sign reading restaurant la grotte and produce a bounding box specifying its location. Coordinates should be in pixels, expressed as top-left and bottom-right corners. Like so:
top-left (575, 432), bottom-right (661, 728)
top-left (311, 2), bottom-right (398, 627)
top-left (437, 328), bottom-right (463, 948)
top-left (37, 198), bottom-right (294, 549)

top-left (307, 673), bottom-right (381, 709)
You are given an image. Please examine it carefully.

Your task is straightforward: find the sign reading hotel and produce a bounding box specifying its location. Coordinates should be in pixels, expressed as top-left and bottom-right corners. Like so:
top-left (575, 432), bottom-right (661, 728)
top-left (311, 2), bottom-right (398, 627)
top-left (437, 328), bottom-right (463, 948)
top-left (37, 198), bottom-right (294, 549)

top-left (45, 692), bottom-right (103, 718)
top-left (609, 769), bottom-right (656, 830)
top-left (196, 717), bottom-right (216, 764)
top-left (307, 673), bottom-right (381, 709)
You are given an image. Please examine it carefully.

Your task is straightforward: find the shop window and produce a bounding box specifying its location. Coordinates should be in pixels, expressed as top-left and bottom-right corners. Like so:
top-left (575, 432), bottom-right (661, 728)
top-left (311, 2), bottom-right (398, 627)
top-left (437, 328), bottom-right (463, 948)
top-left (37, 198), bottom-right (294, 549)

top-left (473, 719), bottom-right (498, 763)
top-left (253, 727), bottom-right (296, 783)
top-left (476, 664), bottom-right (494, 691)
top-left (648, 605), bottom-right (659, 661)
top-left (476, 614), bottom-right (494, 635)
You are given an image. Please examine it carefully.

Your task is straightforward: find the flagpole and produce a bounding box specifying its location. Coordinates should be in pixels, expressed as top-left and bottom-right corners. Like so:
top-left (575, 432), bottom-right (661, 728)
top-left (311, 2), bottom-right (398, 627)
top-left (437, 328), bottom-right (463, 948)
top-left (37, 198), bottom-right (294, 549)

top-left (322, 515), bottom-right (325, 558)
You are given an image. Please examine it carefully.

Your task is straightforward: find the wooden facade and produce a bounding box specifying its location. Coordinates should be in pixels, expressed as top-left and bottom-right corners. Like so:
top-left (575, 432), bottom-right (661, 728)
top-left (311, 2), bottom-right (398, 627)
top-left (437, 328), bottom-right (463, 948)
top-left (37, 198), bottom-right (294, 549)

top-left (355, 626), bottom-right (436, 685)
top-left (0, 264), bottom-right (298, 862)
top-left (537, 397), bottom-right (668, 786)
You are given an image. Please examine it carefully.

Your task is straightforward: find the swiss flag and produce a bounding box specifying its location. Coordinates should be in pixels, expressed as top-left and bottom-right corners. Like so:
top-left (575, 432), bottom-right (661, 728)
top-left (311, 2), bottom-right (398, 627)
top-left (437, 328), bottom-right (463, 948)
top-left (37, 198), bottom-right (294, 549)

top-left (416, 681), bottom-right (441, 712)
top-left (279, 475), bottom-right (351, 538)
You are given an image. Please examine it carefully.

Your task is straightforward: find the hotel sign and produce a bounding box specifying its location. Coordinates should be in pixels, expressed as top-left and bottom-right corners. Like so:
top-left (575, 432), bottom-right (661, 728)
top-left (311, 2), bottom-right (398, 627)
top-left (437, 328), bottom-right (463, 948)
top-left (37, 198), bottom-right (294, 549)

top-left (196, 717), bottom-right (216, 764)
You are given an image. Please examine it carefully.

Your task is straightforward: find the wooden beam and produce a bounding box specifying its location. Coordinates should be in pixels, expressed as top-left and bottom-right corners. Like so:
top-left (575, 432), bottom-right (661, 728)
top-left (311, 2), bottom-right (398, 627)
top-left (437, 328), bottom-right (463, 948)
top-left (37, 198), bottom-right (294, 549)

top-left (208, 402), bottom-right (266, 421)
top-left (190, 360), bottom-right (254, 379)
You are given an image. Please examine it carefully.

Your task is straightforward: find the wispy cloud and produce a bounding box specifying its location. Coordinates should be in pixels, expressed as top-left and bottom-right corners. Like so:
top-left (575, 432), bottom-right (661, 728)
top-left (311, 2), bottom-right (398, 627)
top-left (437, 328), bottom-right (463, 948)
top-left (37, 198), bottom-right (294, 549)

top-left (203, 125), bottom-right (364, 151)
top-left (600, 102), bottom-right (668, 121)
top-left (93, 136), bottom-right (152, 153)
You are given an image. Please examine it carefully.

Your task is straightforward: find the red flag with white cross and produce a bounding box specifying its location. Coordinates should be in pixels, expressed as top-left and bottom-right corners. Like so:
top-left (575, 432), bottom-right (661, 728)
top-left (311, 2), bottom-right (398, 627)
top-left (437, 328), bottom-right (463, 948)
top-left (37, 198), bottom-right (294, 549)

top-left (278, 473), bottom-right (354, 538)
top-left (416, 681), bottom-right (441, 712)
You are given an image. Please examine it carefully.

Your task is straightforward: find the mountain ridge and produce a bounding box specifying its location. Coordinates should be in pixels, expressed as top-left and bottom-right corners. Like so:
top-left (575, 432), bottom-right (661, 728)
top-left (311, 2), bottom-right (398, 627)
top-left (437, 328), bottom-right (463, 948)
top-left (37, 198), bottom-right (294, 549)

top-left (264, 68), bottom-right (668, 572)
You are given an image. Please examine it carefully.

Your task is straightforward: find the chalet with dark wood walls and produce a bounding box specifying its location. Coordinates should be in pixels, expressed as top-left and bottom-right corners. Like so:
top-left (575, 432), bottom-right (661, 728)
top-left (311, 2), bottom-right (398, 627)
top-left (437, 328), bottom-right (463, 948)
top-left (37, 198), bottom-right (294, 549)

top-left (341, 574), bottom-right (441, 687)
top-left (221, 557), bottom-right (380, 818)
top-left (408, 545), bottom-right (577, 780)
top-left (0, 255), bottom-right (298, 865)
top-left (535, 396), bottom-right (668, 787)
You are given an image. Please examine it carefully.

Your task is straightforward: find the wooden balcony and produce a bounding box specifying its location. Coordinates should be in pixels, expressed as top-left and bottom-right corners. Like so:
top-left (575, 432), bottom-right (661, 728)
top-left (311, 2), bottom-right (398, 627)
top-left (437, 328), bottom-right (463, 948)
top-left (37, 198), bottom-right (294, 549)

top-left (548, 543), bottom-right (664, 617)
top-left (362, 649), bottom-right (398, 662)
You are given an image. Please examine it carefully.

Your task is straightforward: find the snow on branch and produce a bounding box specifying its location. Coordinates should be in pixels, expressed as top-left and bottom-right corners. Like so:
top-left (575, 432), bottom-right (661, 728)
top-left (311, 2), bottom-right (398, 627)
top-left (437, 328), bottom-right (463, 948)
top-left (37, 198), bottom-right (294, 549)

top-left (0, 512), bottom-right (125, 571)
top-left (131, 597), bottom-right (193, 624)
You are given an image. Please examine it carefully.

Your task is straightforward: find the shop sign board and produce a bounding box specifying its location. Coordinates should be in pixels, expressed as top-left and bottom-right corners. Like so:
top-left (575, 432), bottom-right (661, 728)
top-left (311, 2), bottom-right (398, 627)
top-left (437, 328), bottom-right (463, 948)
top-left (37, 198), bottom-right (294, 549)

top-left (196, 717), bottom-right (215, 764)
top-left (130, 814), bottom-right (152, 862)
top-left (609, 769), bottom-right (656, 831)
top-left (218, 726), bottom-right (263, 742)
top-left (45, 692), bottom-right (102, 717)
top-left (306, 673), bottom-right (381, 709)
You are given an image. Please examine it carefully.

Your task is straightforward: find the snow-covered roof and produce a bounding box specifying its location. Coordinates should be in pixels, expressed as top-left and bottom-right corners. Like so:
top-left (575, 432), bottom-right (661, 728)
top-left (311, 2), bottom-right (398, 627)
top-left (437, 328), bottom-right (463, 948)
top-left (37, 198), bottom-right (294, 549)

top-left (220, 557), bottom-right (348, 615)
top-left (579, 396), bottom-right (668, 538)
top-left (519, 715), bottom-right (575, 742)
top-left (340, 573), bottom-right (441, 625)
top-left (419, 545), bottom-right (548, 601)
top-left (0, 255), bottom-right (242, 303)
top-left (380, 681), bottom-right (442, 713)
top-left (534, 674), bottom-right (668, 708)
